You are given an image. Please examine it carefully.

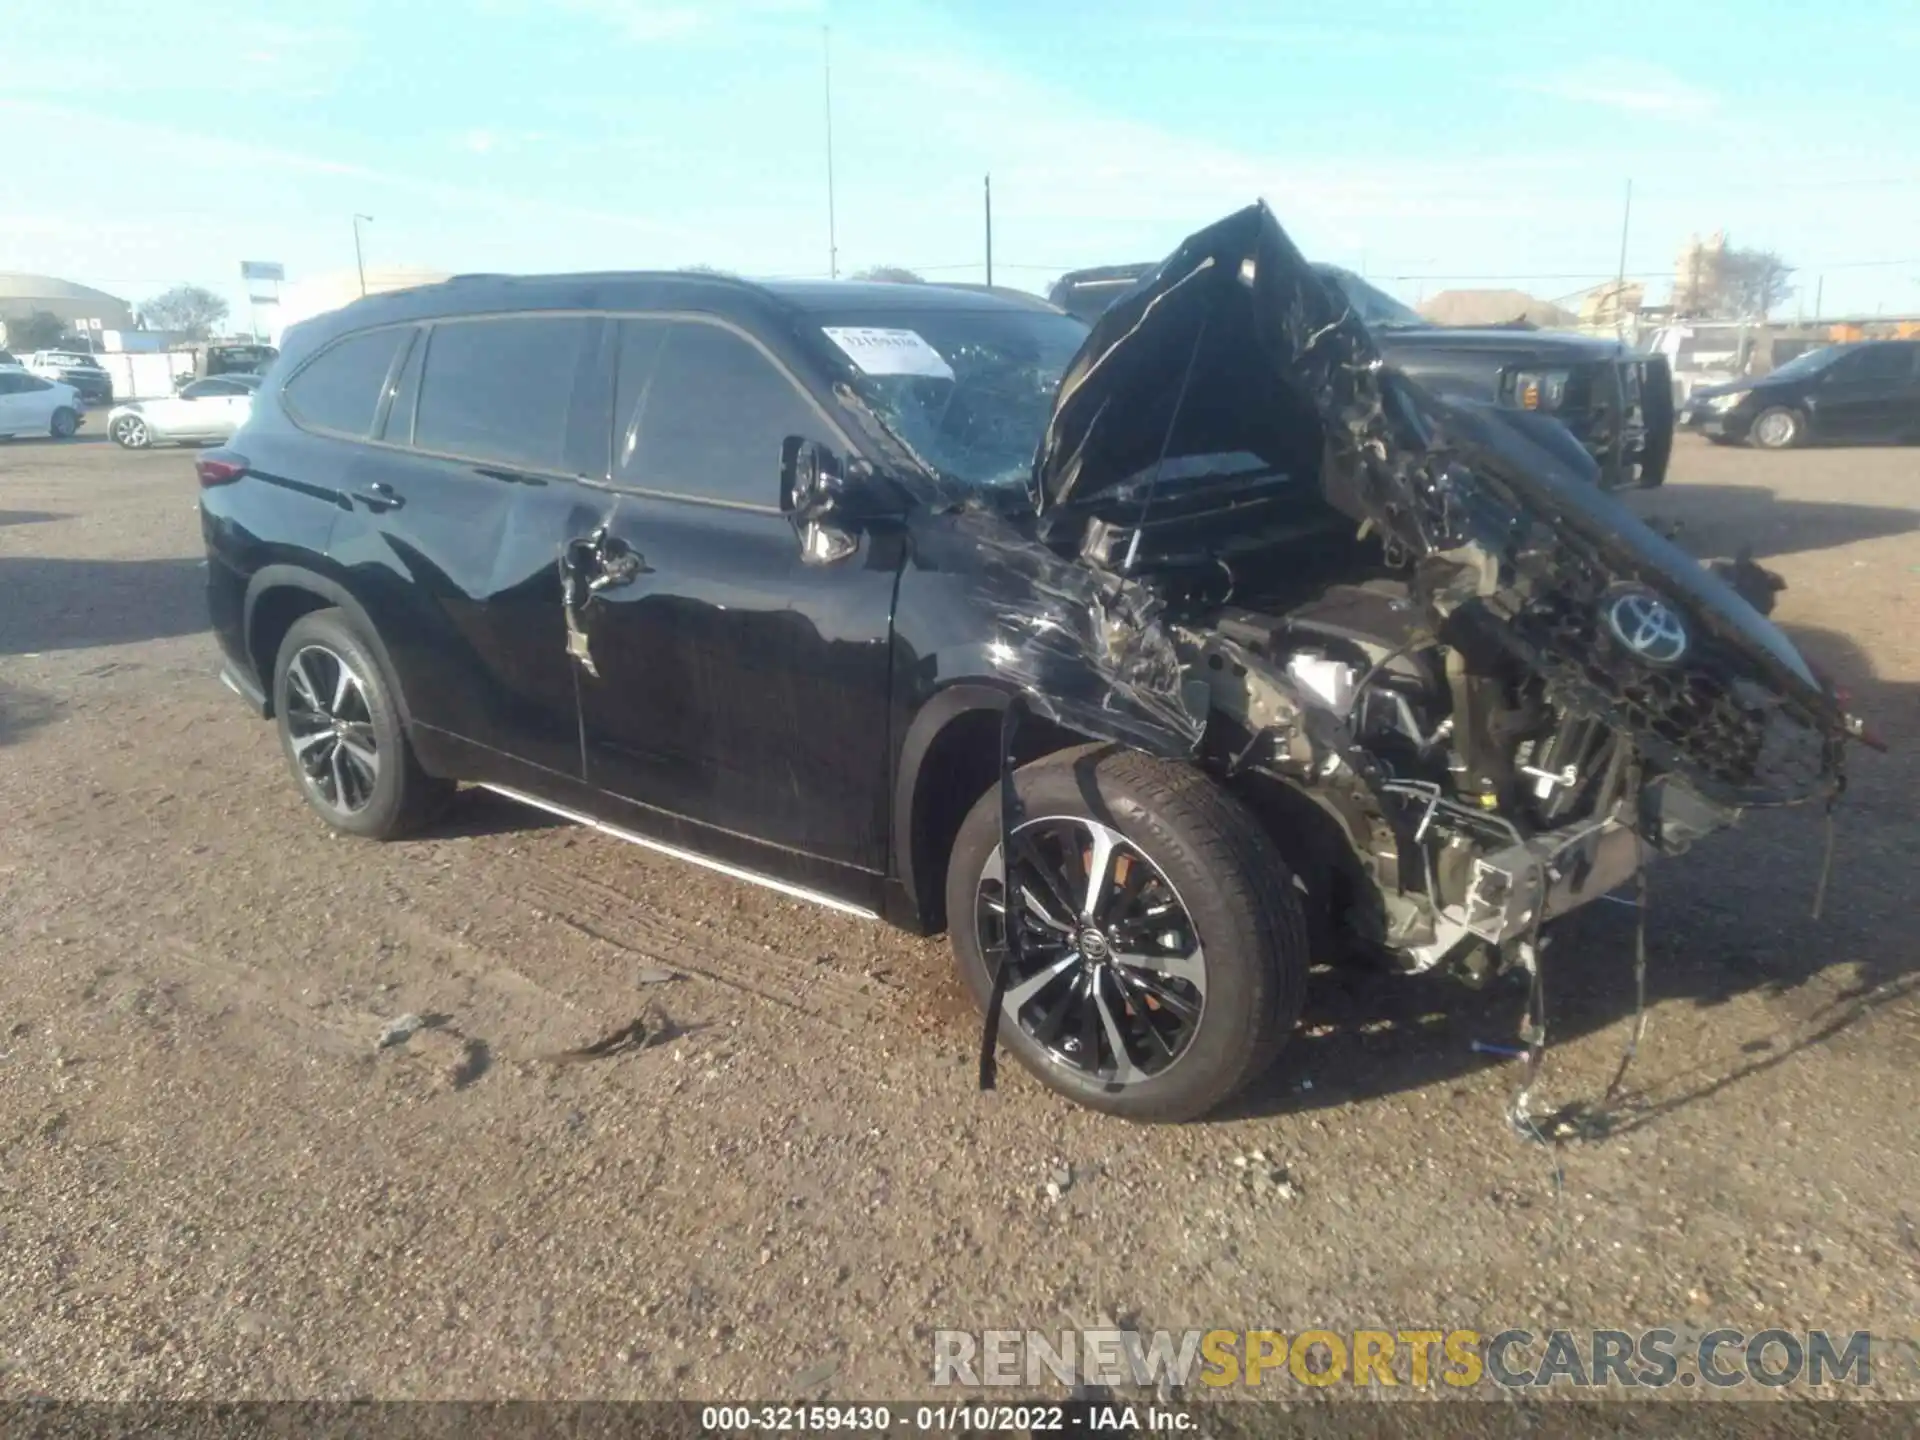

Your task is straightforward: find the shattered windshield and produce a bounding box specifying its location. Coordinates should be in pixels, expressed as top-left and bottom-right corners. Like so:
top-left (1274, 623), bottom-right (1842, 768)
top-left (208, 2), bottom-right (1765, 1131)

top-left (814, 307), bottom-right (1090, 492)
top-left (1312, 265), bottom-right (1428, 329)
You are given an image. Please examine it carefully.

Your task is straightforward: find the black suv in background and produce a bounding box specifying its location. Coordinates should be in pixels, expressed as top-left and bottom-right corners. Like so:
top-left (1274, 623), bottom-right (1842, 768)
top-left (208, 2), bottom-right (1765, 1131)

top-left (1050, 263), bottom-right (1673, 490)
top-left (1680, 339), bottom-right (1920, 448)
top-left (200, 203), bottom-right (1861, 1121)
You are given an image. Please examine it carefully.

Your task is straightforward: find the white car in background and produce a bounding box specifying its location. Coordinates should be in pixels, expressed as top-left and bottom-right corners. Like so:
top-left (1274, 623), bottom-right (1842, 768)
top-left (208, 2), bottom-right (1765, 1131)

top-left (0, 367), bottom-right (85, 439)
top-left (108, 374), bottom-right (261, 449)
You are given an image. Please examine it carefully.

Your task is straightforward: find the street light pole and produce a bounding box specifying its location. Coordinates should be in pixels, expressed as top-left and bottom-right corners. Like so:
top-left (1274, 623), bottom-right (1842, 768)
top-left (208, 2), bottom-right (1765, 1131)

top-left (1613, 179), bottom-right (1632, 334)
top-left (353, 214), bottom-right (373, 296)
top-left (822, 27), bottom-right (838, 280)
top-left (984, 174), bottom-right (993, 288)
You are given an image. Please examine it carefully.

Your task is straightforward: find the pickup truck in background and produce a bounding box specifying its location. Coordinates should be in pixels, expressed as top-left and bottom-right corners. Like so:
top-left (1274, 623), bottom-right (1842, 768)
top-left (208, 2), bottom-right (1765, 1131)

top-left (24, 349), bottom-right (114, 406)
top-left (1050, 263), bottom-right (1674, 490)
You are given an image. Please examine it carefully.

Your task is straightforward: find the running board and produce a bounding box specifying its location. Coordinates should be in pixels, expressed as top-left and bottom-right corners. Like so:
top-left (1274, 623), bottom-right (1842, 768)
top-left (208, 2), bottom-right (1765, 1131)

top-left (475, 783), bottom-right (879, 920)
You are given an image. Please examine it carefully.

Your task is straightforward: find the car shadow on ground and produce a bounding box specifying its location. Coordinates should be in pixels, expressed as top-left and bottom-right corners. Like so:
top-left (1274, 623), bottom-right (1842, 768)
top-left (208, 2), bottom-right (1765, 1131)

top-left (0, 510), bottom-right (70, 528)
top-left (2, 431), bottom-right (114, 447)
top-left (0, 678), bottom-right (62, 748)
top-left (1224, 620), bottom-right (1914, 1135)
top-left (1628, 482), bottom-right (1919, 561)
top-left (429, 785), bottom-right (567, 840)
top-left (0, 556), bottom-right (211, 655)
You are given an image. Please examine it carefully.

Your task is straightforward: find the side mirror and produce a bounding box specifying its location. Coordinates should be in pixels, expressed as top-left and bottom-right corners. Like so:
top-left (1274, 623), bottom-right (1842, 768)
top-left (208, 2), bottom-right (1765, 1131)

top-left (780, 436), bottom-right (845, 517)
top-left (780, 436), bottom-right (887, 565)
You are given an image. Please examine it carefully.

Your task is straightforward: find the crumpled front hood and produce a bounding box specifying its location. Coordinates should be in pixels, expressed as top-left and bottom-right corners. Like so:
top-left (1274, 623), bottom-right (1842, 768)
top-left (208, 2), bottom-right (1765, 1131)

top-left (1037, 203), bottom-right (1381, 517)
top-left (1032, 201), bottom-right (1855, 800)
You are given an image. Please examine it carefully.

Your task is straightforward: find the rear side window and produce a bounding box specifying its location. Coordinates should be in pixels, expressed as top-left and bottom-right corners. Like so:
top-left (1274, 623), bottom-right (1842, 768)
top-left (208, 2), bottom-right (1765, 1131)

top-left (413, 316), bottom-right (596, 472)
top-left (616, 318), bottom-right (833, 505)
top-left (1836, 344), bottom-right (1916, 384)
top-left (181, 379), bottom-right (243, 399)
top-left (284, 327), bottom-right (408, 437)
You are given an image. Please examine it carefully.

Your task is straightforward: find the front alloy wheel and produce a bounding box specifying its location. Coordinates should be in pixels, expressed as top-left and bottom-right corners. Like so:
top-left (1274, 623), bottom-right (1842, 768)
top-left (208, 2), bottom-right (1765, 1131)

top-left (1751, 406), bottom-right (1802, 449)
top-left (947, 745), bottom-right (1308, 1121)
top-left (112, 416), bottom-right (151, 448)
top-left (282, 644), bottom-right (382, 816)
top-left (978, 817), bottom-right (1207, 1085)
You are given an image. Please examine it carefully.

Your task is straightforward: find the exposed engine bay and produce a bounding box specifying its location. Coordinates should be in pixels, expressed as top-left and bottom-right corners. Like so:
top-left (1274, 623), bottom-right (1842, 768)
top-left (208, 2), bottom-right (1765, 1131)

top-left (990, 200), bottom-right (1873, 985)
top-left (1185, 574), bottom-right (1669, 974)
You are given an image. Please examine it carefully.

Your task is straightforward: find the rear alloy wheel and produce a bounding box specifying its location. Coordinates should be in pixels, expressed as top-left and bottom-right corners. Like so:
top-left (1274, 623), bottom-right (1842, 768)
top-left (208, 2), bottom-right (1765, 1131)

top-left (49, 407), bottom-right (79, 439)
top-left (947, 745), bottom-right (1308, 1121)
top-left (271, 610), bottom-right (451, 839)
top-left (111, 415), bottom-right (151, 449)
top-left (1751, 406), bottom-right (1803, 450)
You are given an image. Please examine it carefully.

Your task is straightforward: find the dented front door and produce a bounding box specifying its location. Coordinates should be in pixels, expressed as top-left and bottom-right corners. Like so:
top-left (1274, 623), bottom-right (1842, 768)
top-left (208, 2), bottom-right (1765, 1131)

top-left (568, 494), bottom-right (900, 874)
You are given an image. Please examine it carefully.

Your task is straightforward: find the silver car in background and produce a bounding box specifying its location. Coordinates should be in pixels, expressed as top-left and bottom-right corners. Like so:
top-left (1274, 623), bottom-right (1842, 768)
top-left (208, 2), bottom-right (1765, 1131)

top-left (109, 374), bottom-right (262, 448)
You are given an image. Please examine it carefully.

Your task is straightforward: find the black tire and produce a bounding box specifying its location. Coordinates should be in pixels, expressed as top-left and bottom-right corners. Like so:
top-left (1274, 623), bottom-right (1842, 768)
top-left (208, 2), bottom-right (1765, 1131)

top-left (946, 744), bottom-right (1309, 1122)
top-left (271, 609), bottom-right (452, 840)
top-left (1750, 405), bottom-right (1804, 450)
top-left (49, 407), bottom-right (78, 439)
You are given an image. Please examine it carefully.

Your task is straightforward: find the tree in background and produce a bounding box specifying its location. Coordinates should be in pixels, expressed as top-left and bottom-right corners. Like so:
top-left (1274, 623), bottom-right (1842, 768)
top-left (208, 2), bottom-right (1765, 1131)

top-left (851, 266), bottom-right (924, 284)
top-left (681, 264), bottom-right (738, 277)
top-left (1672, 236), bottom-right (1795, 321)
top-left (2, 309), bottom-right (72, 350)
top-left (139, 285), bottom-right (230, 340)
top-left (1712, 248), bottom-right (1794, 321)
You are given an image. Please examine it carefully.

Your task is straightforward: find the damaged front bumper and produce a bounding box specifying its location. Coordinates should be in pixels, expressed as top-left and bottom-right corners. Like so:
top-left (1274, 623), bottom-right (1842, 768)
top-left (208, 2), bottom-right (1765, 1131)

top-left (1400, 811), bottom-right (1655, 970)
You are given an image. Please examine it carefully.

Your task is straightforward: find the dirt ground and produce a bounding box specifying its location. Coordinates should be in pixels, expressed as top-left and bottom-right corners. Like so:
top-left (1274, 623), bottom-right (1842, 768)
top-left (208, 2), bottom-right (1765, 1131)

top-left (2, 428), bottom-right (1917, 1404)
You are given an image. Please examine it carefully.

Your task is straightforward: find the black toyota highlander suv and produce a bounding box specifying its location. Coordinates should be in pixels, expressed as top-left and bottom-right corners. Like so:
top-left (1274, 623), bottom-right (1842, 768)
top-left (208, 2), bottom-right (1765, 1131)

top-left (200, 202), bottom-right (1865, 1122)
top-left (1051, 263), bottom-right (1674, 491)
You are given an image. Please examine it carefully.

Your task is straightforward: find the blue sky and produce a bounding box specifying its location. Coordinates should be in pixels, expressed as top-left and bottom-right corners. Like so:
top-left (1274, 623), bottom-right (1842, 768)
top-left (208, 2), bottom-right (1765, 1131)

top-left (5, 0), bottom-right (1918, 323)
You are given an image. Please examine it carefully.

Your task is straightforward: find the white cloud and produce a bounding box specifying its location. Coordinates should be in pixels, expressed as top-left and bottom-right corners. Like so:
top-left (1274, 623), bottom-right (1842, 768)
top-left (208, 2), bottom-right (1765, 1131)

top-left (0, 100), bottom-right (691, 244)
top-left (818, 47), bottom-right (1579, 274)
top-left (1512, 64), bottom-right (1718, 117)
top-left (552, 0), bottom-right (820, 43)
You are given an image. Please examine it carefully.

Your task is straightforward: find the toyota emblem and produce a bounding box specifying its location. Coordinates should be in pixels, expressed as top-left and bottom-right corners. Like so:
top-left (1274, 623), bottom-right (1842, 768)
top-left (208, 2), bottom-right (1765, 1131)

top-left (1605, 589), bottom-right (1689, 665)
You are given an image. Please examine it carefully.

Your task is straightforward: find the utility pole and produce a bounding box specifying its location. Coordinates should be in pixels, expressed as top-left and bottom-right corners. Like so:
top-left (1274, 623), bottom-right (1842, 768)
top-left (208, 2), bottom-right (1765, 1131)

top-left (352, 214), bottom-right (373, 296)
top-left (822, 26), bottom-right (838, 280)
top-left (1613, 179), bottom-right (1632, 332)
top-left (984, 174), bottom-right (993, 287)
top-left (1813, 274), bottom-right (1824, 322)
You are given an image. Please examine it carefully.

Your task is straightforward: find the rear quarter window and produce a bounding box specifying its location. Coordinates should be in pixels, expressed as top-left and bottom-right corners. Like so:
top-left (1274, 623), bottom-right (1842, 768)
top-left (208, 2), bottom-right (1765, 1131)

top-left (283, 327), bottom-right (410, 437)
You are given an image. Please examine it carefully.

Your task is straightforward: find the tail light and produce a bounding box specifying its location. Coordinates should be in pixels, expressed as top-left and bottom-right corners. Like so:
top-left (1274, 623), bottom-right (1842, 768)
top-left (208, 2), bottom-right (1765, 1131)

top-left (196, 450), bottom-right (249, 487)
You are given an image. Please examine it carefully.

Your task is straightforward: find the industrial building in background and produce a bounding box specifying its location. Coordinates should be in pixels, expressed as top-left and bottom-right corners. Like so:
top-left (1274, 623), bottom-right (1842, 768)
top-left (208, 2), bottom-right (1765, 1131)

top-left (0, 274), bottom-right (136, 346)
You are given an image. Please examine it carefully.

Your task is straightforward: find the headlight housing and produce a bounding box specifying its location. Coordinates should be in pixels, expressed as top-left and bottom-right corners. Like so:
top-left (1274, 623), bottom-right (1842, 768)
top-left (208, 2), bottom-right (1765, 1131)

top-left (1508, 368), bottom-right (1571, 412)
top-left (1707, 391), bottom-right (1747, 413)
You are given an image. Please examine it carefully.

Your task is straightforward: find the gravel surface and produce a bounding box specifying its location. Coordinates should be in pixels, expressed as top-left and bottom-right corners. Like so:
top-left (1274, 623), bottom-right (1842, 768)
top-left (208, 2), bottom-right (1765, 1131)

top-left (2, 432), bottom-right (1917, 1402)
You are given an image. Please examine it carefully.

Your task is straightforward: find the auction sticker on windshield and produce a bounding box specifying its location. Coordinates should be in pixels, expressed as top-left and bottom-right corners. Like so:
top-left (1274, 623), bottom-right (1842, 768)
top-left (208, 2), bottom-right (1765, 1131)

top-left (822, 326), bottom-right (955, 379)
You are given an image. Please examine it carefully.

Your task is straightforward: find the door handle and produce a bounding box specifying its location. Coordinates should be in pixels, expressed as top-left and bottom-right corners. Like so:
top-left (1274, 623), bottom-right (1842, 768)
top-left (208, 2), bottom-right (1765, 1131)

top-left (566, 527), bottom-right (649, 593)
top-left (353, 481), bottom-right (404, 512)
